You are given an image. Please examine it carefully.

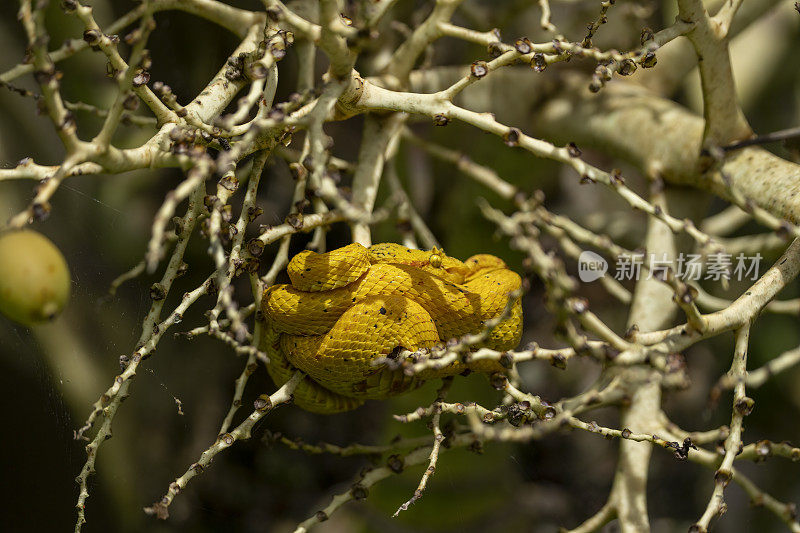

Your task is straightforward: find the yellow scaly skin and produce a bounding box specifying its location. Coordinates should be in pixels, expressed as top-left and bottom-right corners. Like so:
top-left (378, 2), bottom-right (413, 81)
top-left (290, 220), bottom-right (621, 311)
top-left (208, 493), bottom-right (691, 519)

top-left (259, 243), bottom-right (523, 413)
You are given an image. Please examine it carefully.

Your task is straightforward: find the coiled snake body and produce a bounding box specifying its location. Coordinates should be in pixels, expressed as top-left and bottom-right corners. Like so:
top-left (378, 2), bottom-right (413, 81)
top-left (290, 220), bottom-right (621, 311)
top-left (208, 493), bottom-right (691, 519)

top-left (259, 243), bottom-right (522, 413)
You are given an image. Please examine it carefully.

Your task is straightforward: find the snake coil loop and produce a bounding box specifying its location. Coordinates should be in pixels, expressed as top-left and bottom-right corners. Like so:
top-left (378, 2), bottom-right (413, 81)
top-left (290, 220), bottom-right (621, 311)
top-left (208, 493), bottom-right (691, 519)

top-left (259, 243), bottom-right (523, 413)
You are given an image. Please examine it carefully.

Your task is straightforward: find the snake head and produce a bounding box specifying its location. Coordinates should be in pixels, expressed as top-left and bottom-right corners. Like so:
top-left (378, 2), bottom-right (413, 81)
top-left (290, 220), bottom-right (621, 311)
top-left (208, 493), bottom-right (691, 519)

top-left (429, 248), bottom-right (470, 282)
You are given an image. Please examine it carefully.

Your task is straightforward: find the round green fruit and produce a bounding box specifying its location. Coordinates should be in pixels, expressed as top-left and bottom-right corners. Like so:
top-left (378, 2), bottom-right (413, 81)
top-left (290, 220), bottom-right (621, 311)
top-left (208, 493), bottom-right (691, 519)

top-left (0, 229), bottom-right (71, 326)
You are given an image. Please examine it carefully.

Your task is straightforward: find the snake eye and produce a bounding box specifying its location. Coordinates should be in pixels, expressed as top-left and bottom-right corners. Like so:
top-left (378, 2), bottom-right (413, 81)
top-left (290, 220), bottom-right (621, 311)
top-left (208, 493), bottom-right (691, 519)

top-left (429, 253), bottom-right (442, 269)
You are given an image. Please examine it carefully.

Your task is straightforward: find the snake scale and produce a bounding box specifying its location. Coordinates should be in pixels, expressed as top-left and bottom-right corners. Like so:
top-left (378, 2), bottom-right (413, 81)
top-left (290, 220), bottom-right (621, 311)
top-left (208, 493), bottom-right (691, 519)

top-left (259, 243), bottom-right (523, 413)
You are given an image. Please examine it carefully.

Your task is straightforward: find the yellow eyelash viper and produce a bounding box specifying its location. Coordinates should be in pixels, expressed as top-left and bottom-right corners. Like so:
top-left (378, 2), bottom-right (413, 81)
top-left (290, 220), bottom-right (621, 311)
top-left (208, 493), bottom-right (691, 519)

top-left (258, 243), bottom-right (523, 413)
